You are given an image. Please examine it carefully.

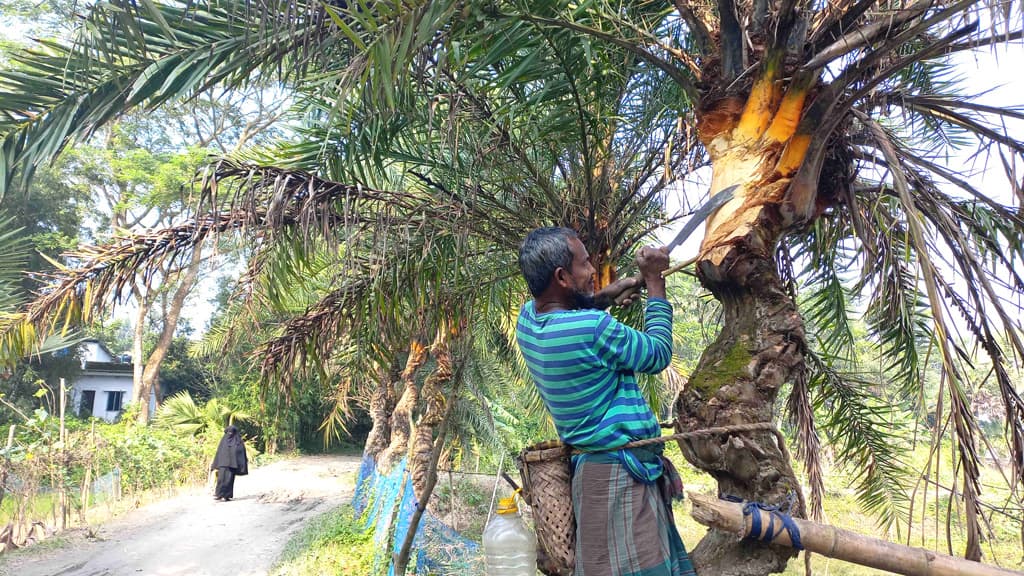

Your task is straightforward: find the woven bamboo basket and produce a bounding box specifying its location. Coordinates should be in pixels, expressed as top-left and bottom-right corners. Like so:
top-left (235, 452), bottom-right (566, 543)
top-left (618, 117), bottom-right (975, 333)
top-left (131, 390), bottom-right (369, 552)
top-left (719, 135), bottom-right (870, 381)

top-left (517, 440), bottom-right (575, 576)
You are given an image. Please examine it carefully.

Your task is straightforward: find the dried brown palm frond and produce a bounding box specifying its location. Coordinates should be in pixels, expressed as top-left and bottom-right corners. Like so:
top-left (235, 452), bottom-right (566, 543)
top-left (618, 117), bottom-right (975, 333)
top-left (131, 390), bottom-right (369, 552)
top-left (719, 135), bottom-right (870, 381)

top-left (256, 275), bottom-right (373, 384)
top-left (201, 158), bottom-right (417, 241)
top-left (787, 366), bottom-right (825, 523)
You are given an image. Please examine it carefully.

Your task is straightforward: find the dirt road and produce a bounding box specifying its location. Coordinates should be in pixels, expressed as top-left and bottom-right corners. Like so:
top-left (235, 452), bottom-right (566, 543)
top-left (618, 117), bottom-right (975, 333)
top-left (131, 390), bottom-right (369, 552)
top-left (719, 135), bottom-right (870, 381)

top-left (0, 454), bottom-right (362, 576)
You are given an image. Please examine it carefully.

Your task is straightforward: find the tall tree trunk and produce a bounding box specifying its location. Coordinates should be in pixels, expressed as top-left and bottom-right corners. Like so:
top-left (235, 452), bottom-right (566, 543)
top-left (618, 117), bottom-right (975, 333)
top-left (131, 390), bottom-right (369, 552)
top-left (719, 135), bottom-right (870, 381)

top-left (134, 243), bottom-right (204, 424)
top-left (365, 361), bottom-right (400, 457)
top-left (381, 339), bottom-right (429, 466)
top-left (130, 287), bottom-right (152, 414)
top-left (674, 94), bottom-right (815, 575)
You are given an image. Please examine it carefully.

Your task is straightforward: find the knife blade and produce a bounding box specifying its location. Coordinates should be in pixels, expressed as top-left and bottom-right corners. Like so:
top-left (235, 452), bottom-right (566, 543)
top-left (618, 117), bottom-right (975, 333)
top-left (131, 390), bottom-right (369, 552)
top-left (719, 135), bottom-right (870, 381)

top-left (608, 184), bottom-right (739, 306)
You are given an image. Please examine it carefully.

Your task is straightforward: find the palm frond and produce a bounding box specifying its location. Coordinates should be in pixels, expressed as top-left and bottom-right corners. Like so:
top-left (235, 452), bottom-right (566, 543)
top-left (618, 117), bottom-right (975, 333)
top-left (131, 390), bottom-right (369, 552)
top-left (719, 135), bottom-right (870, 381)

top-left (156, 391), bottom-right (251, 436)
top-left (807, 350), bottom-right (911, 533)
top-left (862, 114), bottom-right (986, 557)
top-left (4, 162), bottom-right (409, 345)
top-left (794, 216), bottom-right (860, 363)
top-left (0, 0), bottom-right (342, 197)
top-left (0, 211), bottom-right (27, 312)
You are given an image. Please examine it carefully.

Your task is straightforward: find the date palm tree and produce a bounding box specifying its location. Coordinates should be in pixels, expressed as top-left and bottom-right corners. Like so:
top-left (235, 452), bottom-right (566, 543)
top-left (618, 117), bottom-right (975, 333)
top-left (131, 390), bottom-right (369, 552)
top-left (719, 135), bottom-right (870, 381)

top-left (1, 1), bottom-right (1023, 573)
top-left (315, 2), bottom-right (1024, 571)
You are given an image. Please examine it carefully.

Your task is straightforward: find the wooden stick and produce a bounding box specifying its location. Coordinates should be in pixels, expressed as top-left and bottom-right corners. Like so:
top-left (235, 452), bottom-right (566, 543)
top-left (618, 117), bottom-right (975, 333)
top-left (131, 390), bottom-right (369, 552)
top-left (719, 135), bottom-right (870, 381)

top-left (662, 256), bottom-right (697, 278)
top-left (59, 378), bottom-right (67, 530)
top-left (0, 425), bottom-right (14, 511)
top-left (611, 256), bottom-right (698, 306)
top-left (688, 493), bottom-right (1024, 576)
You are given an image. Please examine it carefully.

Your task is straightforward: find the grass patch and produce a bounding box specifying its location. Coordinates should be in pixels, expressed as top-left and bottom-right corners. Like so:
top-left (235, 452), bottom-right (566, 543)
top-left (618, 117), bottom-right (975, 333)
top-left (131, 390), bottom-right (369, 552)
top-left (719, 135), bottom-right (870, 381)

top-left (0, 491), bottom-right (57, 524)
top-left (271, 504), bottom-right (374, 576)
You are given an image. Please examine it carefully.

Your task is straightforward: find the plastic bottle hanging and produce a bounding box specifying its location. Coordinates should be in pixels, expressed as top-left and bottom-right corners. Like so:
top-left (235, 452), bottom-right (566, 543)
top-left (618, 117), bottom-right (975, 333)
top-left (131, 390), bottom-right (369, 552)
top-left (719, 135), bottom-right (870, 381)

top-left (482, 489), bottom-right (537, 575)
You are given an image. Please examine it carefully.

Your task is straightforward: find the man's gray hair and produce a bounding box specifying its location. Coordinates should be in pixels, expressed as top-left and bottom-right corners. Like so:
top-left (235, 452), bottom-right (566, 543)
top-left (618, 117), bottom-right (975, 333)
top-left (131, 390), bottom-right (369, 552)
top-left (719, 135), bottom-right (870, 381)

top-left (518, 227), bottom-right (577, 297)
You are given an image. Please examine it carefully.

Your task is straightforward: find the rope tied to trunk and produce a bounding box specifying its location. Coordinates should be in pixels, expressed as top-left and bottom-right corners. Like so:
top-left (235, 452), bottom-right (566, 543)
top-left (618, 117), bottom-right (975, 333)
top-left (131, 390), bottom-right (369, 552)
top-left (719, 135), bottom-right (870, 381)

top-left (722, 493), bottom-right (805, 550)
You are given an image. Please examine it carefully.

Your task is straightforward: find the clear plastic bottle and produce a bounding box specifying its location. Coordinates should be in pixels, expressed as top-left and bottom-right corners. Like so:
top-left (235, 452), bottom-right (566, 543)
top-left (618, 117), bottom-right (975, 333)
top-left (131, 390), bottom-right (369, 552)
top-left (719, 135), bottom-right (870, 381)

top-left (482, 493), bottom-right (537, 575)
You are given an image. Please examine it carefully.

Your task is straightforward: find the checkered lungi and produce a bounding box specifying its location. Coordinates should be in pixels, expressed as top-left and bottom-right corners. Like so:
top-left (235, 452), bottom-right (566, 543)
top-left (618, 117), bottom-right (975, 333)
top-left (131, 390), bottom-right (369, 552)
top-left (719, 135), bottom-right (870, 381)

top-left (571, 451), bottom-right (697, 576)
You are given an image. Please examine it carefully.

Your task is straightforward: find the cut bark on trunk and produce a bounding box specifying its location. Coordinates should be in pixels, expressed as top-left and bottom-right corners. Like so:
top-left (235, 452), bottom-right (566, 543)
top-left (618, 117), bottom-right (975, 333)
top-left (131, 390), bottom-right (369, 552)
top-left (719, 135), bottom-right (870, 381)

top-left (411, 337), bottom-right (453, 501)
top-left (393, 352), bottom-right (462, 576)
top-left (676, 245), bottom-right (806, 575)
top-left (688, 493), bottom-right (1023, 576)
top-left (381, 340), bottom-right (429, 466)
top-left (365, 367), bottom-right (399, 457)
top-left (677, 95), bottom-right (817, 573)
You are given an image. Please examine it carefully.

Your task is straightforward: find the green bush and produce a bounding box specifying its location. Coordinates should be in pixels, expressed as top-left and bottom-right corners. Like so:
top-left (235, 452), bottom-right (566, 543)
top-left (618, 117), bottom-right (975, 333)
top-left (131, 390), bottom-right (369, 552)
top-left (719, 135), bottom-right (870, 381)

top-left (0, 408), bottom-right (211, 528)
top-left (96, 423), bottom-right (209, 493)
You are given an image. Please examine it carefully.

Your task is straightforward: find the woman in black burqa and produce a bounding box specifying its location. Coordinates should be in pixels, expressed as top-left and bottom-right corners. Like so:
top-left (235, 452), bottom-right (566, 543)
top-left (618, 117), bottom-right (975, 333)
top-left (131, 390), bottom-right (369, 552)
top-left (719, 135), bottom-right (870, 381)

top-left (211, 425), bottom-right (248, 501)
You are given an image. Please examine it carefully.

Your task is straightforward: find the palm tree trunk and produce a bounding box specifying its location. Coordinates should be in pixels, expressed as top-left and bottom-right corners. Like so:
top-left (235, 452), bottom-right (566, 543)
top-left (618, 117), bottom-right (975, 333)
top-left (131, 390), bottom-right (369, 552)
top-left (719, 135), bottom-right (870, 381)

top-left (674, 92), bottom-right (815, 573)
top-left (381, 339), bottom-right (429, 466)
top-left (411, 334), bottom-right (453, 500)
top-left (365, 364), bottom-right (400, 457)
top-left (393, 363), bottom-right (459, 576)
top-left (676, 248), bottom-right (806, 574)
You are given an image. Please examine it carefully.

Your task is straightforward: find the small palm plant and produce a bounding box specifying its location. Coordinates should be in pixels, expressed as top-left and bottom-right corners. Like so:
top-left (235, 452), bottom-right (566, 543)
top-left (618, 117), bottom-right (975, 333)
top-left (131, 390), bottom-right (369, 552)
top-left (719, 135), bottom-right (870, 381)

top-left (155, 392), bottom-right (251, 437)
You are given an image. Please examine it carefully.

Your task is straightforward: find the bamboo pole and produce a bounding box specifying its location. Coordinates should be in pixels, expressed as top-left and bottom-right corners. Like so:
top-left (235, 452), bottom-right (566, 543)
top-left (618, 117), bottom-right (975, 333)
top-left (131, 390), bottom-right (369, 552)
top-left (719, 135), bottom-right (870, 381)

top-left (59, 378), bottom-right (67, 531)
top-left (0, 425), bottom-right (14, 510)
top-left (688, 493), bottom-right (1024, 576)
top-left (81, 421), bottom-right (96, 516)
top-left (661, 256), bottom-right (697, 278)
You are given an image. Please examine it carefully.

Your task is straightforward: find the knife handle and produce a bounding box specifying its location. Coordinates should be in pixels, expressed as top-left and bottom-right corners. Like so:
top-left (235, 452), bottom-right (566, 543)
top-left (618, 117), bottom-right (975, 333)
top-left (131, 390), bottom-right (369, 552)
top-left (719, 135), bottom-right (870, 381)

top-left (609, 257), bottom-right (698, 307)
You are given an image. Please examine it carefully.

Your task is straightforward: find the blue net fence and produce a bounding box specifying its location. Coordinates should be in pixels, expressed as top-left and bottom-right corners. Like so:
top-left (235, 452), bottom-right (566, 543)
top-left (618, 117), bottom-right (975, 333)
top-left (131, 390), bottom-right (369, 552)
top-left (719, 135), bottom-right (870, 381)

top-left (354, 453), bottom-right (485, 575)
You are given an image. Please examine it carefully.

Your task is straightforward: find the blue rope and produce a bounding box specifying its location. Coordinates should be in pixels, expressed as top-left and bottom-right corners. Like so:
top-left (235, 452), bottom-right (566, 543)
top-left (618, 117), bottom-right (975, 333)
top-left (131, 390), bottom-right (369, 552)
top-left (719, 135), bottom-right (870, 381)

top-left (721, 494), bottom-right (804, 551)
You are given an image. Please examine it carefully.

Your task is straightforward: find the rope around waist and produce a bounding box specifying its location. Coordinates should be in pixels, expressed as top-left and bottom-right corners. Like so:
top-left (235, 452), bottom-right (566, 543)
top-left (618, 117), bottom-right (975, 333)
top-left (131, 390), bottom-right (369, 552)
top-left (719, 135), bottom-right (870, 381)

top-left (566, 421), bottom-right (805, 514)
top-left (571, 421), bottom-right (782, 454)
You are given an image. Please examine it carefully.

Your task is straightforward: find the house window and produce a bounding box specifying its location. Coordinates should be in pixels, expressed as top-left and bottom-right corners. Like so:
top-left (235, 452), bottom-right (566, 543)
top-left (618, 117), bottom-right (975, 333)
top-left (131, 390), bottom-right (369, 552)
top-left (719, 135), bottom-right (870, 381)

top-left (105, 391), bottom-right (124, 412)
top-left (79, 390), bottom-right (96, 418)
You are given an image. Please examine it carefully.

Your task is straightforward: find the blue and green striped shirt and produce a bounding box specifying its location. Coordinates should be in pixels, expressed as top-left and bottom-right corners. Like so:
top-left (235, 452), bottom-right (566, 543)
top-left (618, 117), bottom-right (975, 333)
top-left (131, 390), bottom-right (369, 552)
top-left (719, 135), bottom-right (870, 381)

top-left (516, 298), bottom-right (674, 482)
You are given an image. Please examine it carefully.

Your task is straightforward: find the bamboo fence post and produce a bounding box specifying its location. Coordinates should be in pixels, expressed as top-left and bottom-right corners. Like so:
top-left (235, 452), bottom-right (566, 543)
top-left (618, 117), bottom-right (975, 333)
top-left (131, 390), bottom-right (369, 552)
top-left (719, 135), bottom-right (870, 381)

top-left (58, 378), bottom-right (67, 531)
top-left (81, 420), bottom-right (96, 517)
top-left (688, 493), bottom-right (1024, 576)
top-left (0, 425), bottom-right (14, 510)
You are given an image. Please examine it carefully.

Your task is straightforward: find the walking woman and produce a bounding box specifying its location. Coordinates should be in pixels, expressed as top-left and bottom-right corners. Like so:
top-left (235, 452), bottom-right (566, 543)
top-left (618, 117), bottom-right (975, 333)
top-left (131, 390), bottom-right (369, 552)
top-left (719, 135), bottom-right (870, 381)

top-left (211, 425), bottom-right (248, 501)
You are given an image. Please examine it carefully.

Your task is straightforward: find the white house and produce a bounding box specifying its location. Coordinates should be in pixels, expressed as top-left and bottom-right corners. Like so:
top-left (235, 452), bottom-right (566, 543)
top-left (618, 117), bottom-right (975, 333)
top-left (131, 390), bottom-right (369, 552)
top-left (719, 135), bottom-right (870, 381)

top-left (70, 339), bottom-right (156, 422)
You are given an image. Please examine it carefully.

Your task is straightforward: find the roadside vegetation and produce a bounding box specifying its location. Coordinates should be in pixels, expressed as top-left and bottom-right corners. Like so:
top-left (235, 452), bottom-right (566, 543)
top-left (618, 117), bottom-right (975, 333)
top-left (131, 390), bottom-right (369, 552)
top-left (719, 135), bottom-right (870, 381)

top-left (0, 389), bottom-right (250, 549)
top-left (271, 504), bottom-right (375, 576)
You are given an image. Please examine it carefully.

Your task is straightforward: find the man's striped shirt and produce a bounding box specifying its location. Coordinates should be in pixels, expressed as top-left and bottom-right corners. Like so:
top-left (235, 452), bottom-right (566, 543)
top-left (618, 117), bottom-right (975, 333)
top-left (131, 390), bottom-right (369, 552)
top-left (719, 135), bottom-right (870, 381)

top-left (516, 298), bottom-right (674, 482)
